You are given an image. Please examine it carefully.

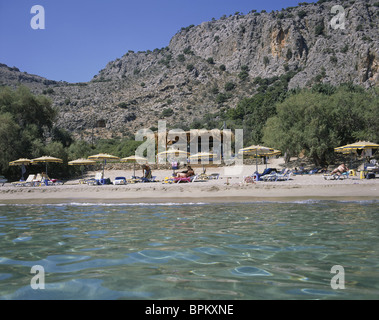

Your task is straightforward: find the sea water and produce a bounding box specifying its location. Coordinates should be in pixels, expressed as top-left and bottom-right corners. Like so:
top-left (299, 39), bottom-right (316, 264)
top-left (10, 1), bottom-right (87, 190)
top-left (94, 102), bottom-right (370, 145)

top-left (0, 200), bottom-right (378, 300)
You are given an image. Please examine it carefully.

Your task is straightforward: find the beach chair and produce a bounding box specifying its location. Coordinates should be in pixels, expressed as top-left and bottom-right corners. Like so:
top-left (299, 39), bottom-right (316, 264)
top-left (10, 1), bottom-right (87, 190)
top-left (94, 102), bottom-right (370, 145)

top-left (174, 175), bottom-right (197, 183)
top-left (323, 172), bottom-right (348, 180)
top-left (48, 178), bottom-right (64, 186)
top-left (86, 178), bottom-right (98, 185)
top-left (275, 171), bottom-right (292, 181)
top-left (261, 173), bottom-right (277, 181)
top-left (193, 173), bottom-right (209, 182)
top-left (94, 172), bottom-right (104, 185)
top-left (323, 173), bottom-right (338, 180)
top-left (140, 176), bottom-right (157, 183)
top-left (113, 177), bottom-right (127, 185)
top-left (208, 173), bottom-right (220, 180)
top-left (12, 174), bottom-right (36, 187)
top-left (0, 175), bottom-right (8, 186)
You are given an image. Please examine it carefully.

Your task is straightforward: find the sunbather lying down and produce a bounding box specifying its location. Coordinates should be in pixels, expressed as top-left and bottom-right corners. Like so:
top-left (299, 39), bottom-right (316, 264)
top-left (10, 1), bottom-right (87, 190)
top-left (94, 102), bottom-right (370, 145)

top-left (175, 166), bottom-right (195, 178)
top-left (331, 163), bottom-right (348, 175)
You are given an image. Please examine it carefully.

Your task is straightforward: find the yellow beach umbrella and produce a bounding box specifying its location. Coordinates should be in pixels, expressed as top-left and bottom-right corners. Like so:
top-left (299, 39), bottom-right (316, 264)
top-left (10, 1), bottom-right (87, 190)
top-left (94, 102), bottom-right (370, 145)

top-left (68, 158), bottom-right (97, 166)
top-left (157, 149), bottom-right (189, 158)
top-left (68, 158), bottom-right (97, 179)
top-left (335, 141), bottom-right (379, 168)
top-left (238, 145), bottom-right (275, 173)
top-left (189, 152), bottom-right (217, 173)
top-left (9, 158), bottom-right (32, 180)
top-left (88, 153), bottom-right (120, 177)
top-left (157, 149), bottom-right (189, 163)
top-left (120, 155), bottom-right (148, 177)
top-left (334, 141), bottom-right (379, 153)
top-left (9, 158), bottom-right (32, 166)
top-left (31, 156), bottom-right (63, 177)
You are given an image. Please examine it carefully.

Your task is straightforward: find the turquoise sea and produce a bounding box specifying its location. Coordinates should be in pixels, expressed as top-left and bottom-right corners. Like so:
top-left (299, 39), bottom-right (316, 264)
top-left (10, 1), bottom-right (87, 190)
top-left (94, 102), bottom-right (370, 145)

top-left (0, 200), bottom-right (378, 300)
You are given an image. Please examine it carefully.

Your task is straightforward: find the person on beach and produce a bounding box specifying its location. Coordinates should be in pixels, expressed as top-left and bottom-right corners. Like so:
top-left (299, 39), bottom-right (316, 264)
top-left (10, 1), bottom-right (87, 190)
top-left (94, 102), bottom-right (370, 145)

top-left (175, 166), bottom-right (195, 178)
top-left (142, 164), bottom-right (152, 181)
top-left (331, 163), bottom-right (348, 175)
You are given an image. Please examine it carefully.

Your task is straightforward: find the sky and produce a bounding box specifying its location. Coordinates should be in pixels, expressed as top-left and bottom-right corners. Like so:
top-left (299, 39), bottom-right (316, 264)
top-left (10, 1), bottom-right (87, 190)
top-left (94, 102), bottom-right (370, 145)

top-left (0, 0), bottom-right (303, 83)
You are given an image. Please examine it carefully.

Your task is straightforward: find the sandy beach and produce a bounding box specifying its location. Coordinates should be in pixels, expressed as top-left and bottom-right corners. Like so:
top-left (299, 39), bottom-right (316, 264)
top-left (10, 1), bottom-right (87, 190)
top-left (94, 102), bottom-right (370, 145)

top-left (1, 164), bottom-right (378, 204)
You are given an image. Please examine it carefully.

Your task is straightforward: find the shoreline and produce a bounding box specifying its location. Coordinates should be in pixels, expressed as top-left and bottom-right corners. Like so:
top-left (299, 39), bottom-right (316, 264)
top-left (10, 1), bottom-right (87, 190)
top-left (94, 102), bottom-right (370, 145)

top-left (1, 165), bottom-right (378, 205)
top-left (0, 175), bottom-right (378, 204)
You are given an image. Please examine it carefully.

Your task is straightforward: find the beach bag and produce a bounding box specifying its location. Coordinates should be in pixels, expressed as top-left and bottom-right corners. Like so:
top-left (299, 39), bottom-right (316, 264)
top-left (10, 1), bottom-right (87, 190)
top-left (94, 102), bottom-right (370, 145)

top-left (171, 161), bottom-right (178, 170)
top-left (366, 172), bottom-right (375, 179)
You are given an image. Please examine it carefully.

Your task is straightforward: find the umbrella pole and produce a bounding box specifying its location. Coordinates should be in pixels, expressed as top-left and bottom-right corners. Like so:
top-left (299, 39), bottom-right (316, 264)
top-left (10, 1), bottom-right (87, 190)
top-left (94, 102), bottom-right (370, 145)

top-left (256, 150), bottom-right (258, 173)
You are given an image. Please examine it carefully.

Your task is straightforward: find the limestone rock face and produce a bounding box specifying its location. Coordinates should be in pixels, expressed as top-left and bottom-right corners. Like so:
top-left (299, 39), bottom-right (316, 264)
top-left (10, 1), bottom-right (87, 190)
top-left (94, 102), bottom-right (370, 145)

top-left (0, 0), bottom-right (378, 140)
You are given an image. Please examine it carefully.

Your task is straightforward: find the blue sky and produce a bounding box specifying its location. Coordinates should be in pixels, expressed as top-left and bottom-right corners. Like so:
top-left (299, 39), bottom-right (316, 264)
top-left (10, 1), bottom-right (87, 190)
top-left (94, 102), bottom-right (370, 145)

top-left (0, 0), bottom-right (303, 83)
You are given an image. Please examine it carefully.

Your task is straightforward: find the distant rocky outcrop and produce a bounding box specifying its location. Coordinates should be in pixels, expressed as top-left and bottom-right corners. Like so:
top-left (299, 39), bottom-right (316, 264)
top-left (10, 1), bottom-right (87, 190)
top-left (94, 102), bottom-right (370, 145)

top-left (1, 0), bottom-right (378, 141)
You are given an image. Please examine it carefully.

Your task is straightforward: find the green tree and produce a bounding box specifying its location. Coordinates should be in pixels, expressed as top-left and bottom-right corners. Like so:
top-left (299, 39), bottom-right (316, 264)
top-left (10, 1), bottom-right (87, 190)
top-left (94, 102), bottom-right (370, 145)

top-left (0, 86), bottom-right (58, 178)
top-left (0, 113), bottom-right (21, 170)
top-left (262, 86), bottom-right (379, 166)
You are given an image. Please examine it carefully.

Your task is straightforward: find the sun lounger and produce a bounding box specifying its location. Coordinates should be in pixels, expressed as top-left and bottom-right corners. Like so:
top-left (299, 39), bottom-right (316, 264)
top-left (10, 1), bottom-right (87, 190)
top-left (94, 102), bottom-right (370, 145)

top-left (323, 172), bottom-right (348, 180)
top-left (12, 174), bottom-right (36, 187)
top-left (174, 176), bottom-right (192, 183)
top-left (261, 174), bottom-right (277, 181)
top-left (140, 176), bottom-right (157, 183)
top-left (275, 171), bottom-right (292, 181)
top-left (0, 175), bottom-right (8, 186)
top-left (86, 178), bottom-right (98, 185)
top-left (174, 175), bottom-right (197, 183)
top-left (113, 177), bottom-right (127, 185)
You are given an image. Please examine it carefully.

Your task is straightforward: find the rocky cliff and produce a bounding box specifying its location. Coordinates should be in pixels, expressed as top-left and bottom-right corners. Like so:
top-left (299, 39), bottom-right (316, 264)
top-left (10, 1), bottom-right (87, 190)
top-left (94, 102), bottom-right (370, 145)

top-left (1, 0), bottom-right (378, 141)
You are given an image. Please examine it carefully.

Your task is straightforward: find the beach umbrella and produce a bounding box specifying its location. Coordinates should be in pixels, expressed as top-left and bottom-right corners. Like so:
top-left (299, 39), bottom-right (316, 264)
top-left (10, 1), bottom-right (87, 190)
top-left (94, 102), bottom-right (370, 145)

top-left (120, 155), bottom-right (148, 177)
top-left (157, 149), bottom-right (189, 163)
top-left (238, 145), bottom-right (275, 173)
top-left (31, 156), bottom-right (63, 177)
top-left (88, 153), bottom-right (120, 177)
top-left (157, 149), bottom-right (189, 174)
top-left (334, 141), bottom-right (379, 168)
top-left (68, 158), bottom-right (97, 179)
top-left (260, 149), bottom-right (282, 169)
top-left (9, 158), bottom-right (32, 181)
top-left (334, 141), bottom-right (379, 153)
top-left (157, 149), bottom-right (189, 159)
top-left (189, 152), bottom-right (217, 173)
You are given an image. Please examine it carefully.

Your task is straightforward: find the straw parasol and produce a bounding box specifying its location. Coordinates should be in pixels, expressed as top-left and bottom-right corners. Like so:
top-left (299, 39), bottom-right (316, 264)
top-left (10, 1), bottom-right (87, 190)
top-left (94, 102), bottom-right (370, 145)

top-left (157, 149), bottom-right (189, 158)
top-left (238, 145), bottom-right (275, 173)
top-left (189, 152), bottom-right (217, 173)
top-left (88, 153), bottom-right (120, 177)
top-left (334, 141), bottom-right (379, 153)
top-left (334, 141), bottom-right (379, 168)
top-left (9, 158), bottom-right (32, 181)
top-left (120, 155), bottom-right (148, 177)
top-left (68, 158), bottom-right (97, 179)
top-left (31, 156), bottom-right (63, 177)
top-left (157, 149), bottom-right (189, 164)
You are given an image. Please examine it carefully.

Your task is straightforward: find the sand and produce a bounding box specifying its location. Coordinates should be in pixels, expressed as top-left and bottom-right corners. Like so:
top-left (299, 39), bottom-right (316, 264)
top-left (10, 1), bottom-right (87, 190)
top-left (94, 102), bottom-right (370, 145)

top-left (0, 164), bottom-right (378, 204)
